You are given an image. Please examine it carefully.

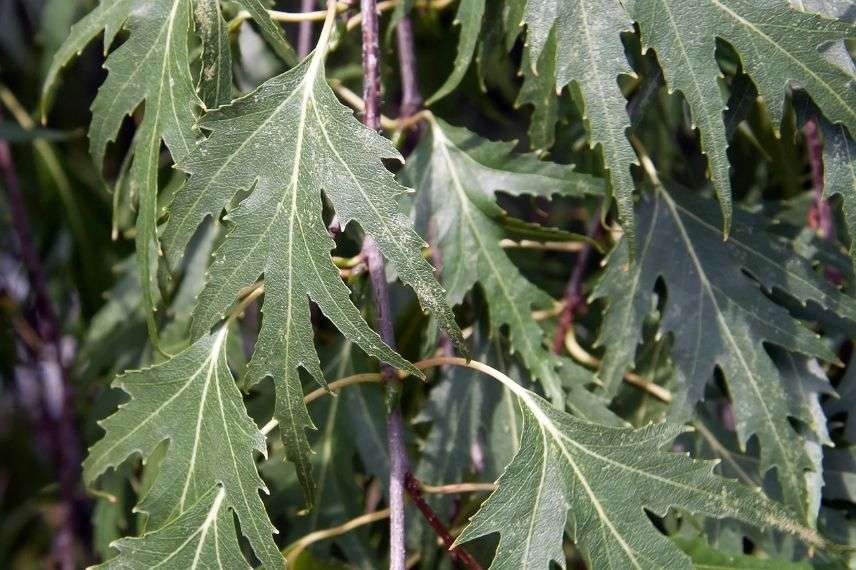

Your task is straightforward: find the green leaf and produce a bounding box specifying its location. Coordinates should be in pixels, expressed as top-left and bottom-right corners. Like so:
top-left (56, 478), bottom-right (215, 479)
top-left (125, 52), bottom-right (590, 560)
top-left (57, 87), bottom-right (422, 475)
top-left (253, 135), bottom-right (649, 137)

top-left (631, 0), bottom-right (856, 237)
top-left (824, 447), bottom-right (856, 502)
top-left (42, 0), bottom-right (297, 346)
top-left (84, 329), bottom-right (282, 568)
top-left (232, 0), bottom-right (298, 67)
top-left (425, 0), bottom-right (485, 104)
top-left (673, 536), bottom-right (813, 568)
top-left (510, 0), bottom-right (639, 252)
top-left (827, 352), bottom-right (856, 444)
top-left (195, 0), bottom-right (233, 109)
top-left (405, 118), bottom-right (612, 416)
top-left (455, 377), bottom-right (824, 569)
top-left (44, 0), bottom-right (201, 345)
top-left (95, 486), bottom-right (251, 569)
top-left (592, 186), bottom-right (854, 523)
top-left (161, 39), bottom-right (462, 505)
top-left (516, 32), bottom-right (559, 151)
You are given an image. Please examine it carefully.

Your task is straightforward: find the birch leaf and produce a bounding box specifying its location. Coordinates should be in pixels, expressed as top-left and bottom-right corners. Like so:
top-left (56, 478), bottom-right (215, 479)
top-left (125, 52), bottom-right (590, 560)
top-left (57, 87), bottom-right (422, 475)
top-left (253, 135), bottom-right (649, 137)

top-left (84, 329), bottom-right (282, 568)
top-left (455, 376), bottom-right (825, 570)
top-left (161, 37), bottom-right (463, 505)
top-left (592, 186), bottom-right (856, 523)
top-left (95, 486), bottom-right (250, 570)
top-left (405, 117), bottom-right (612, 415)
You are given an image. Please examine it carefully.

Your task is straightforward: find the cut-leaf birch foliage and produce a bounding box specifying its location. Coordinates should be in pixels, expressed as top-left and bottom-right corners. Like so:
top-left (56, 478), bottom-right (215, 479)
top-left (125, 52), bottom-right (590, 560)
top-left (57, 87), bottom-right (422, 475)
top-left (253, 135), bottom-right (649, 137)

top-left (593, 187), bottom-right (856, 524)
top-left (631, 0), bottom-right (856, 234)
top-left (84, 328), bottom-right (282, 568)
top-left (454, 364), bottom-right (825, 570)
top-left (43, 0), bottom-right (200, 344)
top-left (498, 0), bottom-right (856, 247)
top-left (40, 0), bottom-right (297, 346)
top-left (161, 7), bottom-right (462, 506)
top-left (405, 118), bottom-right (614, 419)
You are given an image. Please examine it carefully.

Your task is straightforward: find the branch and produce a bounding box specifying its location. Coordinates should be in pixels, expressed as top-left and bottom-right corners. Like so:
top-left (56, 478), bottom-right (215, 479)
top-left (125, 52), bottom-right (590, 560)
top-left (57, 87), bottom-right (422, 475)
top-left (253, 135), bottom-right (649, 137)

top-left (404, 473), bottom-right (483, 570)
top-left (282, 480), bottom-right (494, 564)
top-left (804, 120), bottom-right (834, 239)
top-left (358, 0), bottom-right (409, 567)
top-left (297, 0), bottom-right (316, 58)
top-left (563, 328), bottom-right (673, 403)
top-left (552, 212), bottom-right (603, 353)
top-left (285, 508), bottom-right (391, 564)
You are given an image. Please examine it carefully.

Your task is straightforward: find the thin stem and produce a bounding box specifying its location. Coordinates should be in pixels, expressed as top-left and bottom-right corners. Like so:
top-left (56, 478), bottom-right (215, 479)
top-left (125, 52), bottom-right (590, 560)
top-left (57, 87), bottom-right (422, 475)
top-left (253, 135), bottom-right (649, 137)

top-left (419, 481), bottom-right (496, 494)
top-left (563, 328), bottom-right (673, 403)
top-left (552, 213), bottom-right (602, 353)
top-left (297, 0), bottom-right (316, 58)
top-left (261, 355), bottom-right (525, 436)
top-left (395, 10), bottom-right (422, 119)
top-left (285, 508), bottom-right (392, 563)
top-left (361, 0), bottom-right (382, 131)
top-left (346, 0), bottom-right (455, 32)
top-left (499, 238), bottom-right (586, 252)
top-left (404, 473), bottom-right (483, 570)
top-left (359, 0), bottom-right (409, 566)
top-left (282, 479), bottom-right (494, 564)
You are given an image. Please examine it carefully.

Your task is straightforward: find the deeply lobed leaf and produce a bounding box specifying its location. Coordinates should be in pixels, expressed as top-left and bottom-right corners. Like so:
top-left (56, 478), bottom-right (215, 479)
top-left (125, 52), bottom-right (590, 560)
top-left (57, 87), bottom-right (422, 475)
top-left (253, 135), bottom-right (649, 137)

top-left (161, 45), bottom-right (463, 505)
top-left (456, 378), bottom-right (825, 569)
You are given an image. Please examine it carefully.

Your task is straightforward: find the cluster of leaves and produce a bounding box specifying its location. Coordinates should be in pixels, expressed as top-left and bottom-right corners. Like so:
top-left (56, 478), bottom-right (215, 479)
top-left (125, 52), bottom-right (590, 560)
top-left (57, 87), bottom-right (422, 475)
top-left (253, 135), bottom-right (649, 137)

top-left (1, 0), bottom-right (855, 568)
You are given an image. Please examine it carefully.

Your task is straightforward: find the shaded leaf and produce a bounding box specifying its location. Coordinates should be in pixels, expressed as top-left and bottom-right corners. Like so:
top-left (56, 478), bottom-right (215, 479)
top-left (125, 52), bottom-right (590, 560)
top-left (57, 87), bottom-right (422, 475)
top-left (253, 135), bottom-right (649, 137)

top-left (593, 186), bottom-right (853, 522)
top-left (406, 118), bottom-right (611, 416)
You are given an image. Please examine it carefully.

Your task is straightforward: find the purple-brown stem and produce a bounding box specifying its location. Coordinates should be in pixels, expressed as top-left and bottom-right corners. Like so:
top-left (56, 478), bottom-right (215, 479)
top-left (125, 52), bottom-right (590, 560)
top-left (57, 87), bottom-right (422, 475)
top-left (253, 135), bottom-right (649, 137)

top-left (0, 118), bottom-right (87, 569)
top-left (360, 0), bottom-right (382, 129)
top-left (297, 0), bottom-right (315, 58)
top-left (359, 2), bottom-right (409, 568)
top-left (404, 473), bottom-right (484, 570)
top-left (395, 13), bottom-right (422, 119)
top-left (553, 213), bottom-right (603, 353)
top-left (803, 119), bottom-right (844, 285)
top-left (804, 119), bottom-right (833, 240)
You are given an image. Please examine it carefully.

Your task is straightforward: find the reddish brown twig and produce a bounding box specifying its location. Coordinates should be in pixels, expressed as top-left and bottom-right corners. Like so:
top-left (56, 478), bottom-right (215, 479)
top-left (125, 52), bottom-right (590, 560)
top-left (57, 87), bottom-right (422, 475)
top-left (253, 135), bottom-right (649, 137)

top-left (804, 119), bottom-right (833, 240)
top-left (297, 0), bottom-right (316, 58)
top-left (803, 119), bottom-right (844, 286)
top-left (552, 214), bottom-right (603, 353)
top-left (404, 473), bottom-right (483, 570)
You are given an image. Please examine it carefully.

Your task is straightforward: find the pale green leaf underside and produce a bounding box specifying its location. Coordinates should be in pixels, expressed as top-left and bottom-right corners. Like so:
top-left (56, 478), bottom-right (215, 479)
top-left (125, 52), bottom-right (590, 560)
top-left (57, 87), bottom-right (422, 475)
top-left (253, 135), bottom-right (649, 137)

top-left (406, 118), bottom-right (616, 421)
top-left (161, 47), bottom-right (462, 504)
top-left (456, 380), bottom-right (821, 570)
top-left (84, 329), bottom-right (282, 568)
top-left (96, 486), bottom-right (250, 570)
top-left (593, 186), bottom-right (855, 523)
top-left (43, 0), bottom-right (201, 344)
top-left (43, 0), bottom-right (298, 346)
top-left (196, 0), bottom-right (233, 109)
